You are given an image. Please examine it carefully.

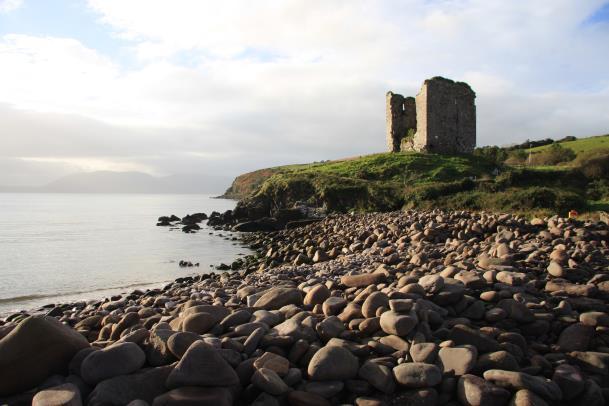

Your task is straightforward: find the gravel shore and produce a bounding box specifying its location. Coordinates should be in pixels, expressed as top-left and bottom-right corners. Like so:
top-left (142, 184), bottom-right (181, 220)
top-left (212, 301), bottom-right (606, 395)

top-left (1, 209), bottom-right (609, 405)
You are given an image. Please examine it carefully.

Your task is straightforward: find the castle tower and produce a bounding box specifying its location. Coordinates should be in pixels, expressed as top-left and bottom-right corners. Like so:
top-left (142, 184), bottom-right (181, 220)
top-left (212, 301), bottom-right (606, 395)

top-left (414, 77), bottom-right (476, 154)
top-left (386, 92), bottom-right (416, 152)
top-left (386, 77), bottom-right (476, 154)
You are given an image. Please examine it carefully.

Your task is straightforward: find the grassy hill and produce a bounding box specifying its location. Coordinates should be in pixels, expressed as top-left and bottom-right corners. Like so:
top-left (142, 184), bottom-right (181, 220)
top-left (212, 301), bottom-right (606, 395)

top-left (222, 168), bottom-right (281, 199)
top-left (225, 134), bottom-right (609, 219)
top-left (250, 154), bottom-right (497, 212)
top-left (527, 134), bottom-right (609, 155)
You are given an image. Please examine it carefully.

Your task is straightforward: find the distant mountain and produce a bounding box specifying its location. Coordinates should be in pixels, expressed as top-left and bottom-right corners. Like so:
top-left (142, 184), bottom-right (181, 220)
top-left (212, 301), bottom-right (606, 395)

top-left (0, 171), bottom-right (231, 194)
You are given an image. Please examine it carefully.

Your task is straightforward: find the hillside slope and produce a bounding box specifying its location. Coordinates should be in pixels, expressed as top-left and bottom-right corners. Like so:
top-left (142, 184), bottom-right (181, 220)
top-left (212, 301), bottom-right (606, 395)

top-left (222, 168), bottom-right (281, 199)
top-left (233, 153), bottom-right (599, 218)
top-left (224, 153), bottom-right (495, 200)
top-left (224, 134), bottom-right (609, 219)
top-left (254, 153), bottom-right (497, 212)
top-left (527, 134), bottom-right (609, 155)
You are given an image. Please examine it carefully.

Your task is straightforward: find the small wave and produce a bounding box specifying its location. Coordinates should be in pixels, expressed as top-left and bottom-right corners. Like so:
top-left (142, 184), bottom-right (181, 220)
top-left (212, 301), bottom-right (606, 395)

top-left (0, 293), bottom-right (58, 304)
top-left (0, 280), bottom-right (172, 305)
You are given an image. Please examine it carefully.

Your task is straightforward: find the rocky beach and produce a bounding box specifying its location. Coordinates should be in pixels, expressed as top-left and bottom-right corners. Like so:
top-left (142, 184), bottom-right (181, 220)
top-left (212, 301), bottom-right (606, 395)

top-left (3, 1), bottom-right (608, 405)
top-left (1, 209), bottom-right (609, 405)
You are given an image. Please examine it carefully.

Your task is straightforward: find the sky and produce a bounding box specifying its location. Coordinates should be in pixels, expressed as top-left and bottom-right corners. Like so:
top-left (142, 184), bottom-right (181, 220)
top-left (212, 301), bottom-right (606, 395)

top-left (0, 0), bottom-right (608, 186)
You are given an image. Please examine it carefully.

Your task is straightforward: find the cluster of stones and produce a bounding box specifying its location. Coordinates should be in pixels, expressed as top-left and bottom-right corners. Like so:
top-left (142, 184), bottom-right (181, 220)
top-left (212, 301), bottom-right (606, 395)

top-left (1, 209), bottom-right (609, 406)
top-left (156, 212), bottom-right (209, 233)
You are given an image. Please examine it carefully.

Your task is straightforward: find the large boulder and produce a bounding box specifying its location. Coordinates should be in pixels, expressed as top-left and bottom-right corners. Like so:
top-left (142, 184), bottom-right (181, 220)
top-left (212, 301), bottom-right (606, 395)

top-left (379, 311), bottom-right (417, 336)
top-left (475, 351), bottom-right (519, 373)
top-left (390, 388), bottom-right (438, 405)
top-left (556, 323), bottom-right (594, 352)
top-left (254, 287), bottom-right (303, 310)
top-left (147, 329), bottom-right (178, 367)
top-left (233, 218), bottom-right (279, 232)
top-left (303, 285), bottom-right (331, 306)
top-left (509, 389), bottom-right (549, 406)
top-left (87, 365), bottom-right (174, 406)
top-left (181, 305), bottom-right (230, 325)
top-left (358, 360), bottom-right (395, 394)
top-left (152, 387), bottom-right (234, 406)
top-left (457, 374), bottom-right (510, 406)
top-left (362, 292), bottom-right (389, 318)
top-left (32, 383), bottom-right (82, 406)
top-left (449, 324), bottom-right (500, 353)
top-left (182, 313), bottom-right (216, 334)
top-left (340, 273), bottom-right (385, 288)
top-left (552, 364), bottom-right (585, 400)
top-left (0, 316), bottom-right (89, 396)
top-left (307, 346), bottom-right (359, 381)
top-left (286, 391), bottom-right (331, 406)
top-left (393, 363), bottom-right (442, 388)
top-left (166, 341), bottom-right (239, 388)
top-left (81, 342), bottom-right (146, 385)
top-left (437, 346), bottom-right (478, 376)
top-left (483, 370), bottom-right (562, 402)
top-left (251, 368), bottom-right (290, 395)
top-left (167, 332), bottom-right (203, 359)
top-left (271, 319), bottom-right (317, 342)
top-left (567, 351), bottom-right (609, 375)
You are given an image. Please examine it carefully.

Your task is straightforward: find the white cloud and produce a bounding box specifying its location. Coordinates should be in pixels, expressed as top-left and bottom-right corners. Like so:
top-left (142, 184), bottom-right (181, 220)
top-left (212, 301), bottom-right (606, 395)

top-left (87, 0), bottom-right (395, 61)
top-left (19, 157), bottom-right (156, 174)
top-left (0, 0), bottom-right (22, 14)
top-left (0, 34), bottom-right (120, 116)
top-left (0, 0), bottom-right (608, 185)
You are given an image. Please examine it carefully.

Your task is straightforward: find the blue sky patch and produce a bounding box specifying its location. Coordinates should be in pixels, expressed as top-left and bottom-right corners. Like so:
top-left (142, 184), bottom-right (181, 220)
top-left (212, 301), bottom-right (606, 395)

top-left (0, 0), bottom-right (121, 59)
top-left (237, 47), bottom-right (282, 63)
top-left (584, 2), bottom-right (609, 25)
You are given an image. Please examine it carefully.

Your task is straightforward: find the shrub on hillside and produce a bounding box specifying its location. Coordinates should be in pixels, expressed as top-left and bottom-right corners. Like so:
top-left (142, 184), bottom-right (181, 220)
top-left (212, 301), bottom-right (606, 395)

top-left (494, 169), bottom-right (522, 188)
top-left (429, 165), bottom-right (460, 182)
top-left (494, 187), bottom-right (585, 212)
top-left (406, 178), bottom-right (476, 202)
top-left (430, 186), bottom-right (585, 214)
top-left (506, 138), bottom-right (555, 151)
top-left (504, 149), bottom-right (528, 165)
top-left (256, 175), bottom-right (317, 209)
top-left (355, 168), bottom-right (372, 180)
top-left (320, 183), bottom-right (369, 212)
top-left (473, 146), bottom-right (508, 165)
top-left (574, 149), bottom-right (609, 179)
top-left (529, 143), bottom-right (576, 166)
top-left (494, 168), bottom-right (587, 190)
top-left (441, 191), bottom-right (485, 210)
top-left (586, 179), bottom-right (609, 200)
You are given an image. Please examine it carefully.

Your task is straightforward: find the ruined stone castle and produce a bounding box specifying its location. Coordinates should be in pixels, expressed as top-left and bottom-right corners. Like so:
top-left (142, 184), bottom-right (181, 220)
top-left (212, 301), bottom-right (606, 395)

top-left (386, 77), bottom-right (476, 154)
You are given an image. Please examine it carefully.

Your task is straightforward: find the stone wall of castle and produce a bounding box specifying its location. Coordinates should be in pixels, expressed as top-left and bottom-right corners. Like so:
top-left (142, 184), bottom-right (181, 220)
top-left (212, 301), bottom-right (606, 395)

top-left (386, 77), bottom-right (476, 154)
top-left (385, 92), bottom-right (416, 153)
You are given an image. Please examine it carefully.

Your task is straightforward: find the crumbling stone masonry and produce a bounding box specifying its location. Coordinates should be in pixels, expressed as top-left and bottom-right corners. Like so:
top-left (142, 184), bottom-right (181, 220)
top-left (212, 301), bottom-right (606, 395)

top-left (386, 92), bottom-right (416, 152)
top-left (386, 77), bottom-right (476, 154)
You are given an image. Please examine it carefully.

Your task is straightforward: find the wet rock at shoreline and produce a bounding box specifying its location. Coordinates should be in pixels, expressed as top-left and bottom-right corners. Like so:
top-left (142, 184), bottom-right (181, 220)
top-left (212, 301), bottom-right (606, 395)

top-left (0, 316), bottom-right (89, 396)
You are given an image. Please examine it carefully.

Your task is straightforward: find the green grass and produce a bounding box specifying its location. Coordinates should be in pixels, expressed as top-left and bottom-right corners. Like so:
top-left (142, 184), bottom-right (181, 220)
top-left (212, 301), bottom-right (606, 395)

top-left (527, 134), bottom-right (609, 155)
top-left (222, 167), bottom-right (281, 198)
top-left (230, 134), bottom-right (609, 218)
top-left (276, 153), bottom-right (496, 184)
top-left (239, 152), bottom-right (499, 213)
top-left (521, 165), bottom-right (572, 171)
top-left (234, 151), bottom-right (595, 216)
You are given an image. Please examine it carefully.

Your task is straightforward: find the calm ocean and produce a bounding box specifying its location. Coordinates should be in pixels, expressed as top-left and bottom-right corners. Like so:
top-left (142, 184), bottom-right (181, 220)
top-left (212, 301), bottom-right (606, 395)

top-left (0, 193), bottom-right (249, 316)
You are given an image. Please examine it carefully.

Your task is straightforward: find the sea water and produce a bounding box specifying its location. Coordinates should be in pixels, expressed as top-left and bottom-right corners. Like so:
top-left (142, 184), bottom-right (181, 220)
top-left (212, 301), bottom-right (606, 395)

top-left (0, 193), bottom-right (250, 316)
